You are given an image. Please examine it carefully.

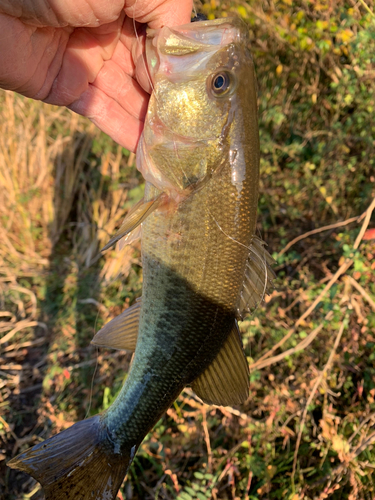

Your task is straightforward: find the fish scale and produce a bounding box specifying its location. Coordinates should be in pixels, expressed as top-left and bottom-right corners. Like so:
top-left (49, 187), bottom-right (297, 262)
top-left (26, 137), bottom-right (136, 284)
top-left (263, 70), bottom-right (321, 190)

top-left (8, 17), bottom-right (275, 500)
top-left (105, 156), bottom-right (256, 443)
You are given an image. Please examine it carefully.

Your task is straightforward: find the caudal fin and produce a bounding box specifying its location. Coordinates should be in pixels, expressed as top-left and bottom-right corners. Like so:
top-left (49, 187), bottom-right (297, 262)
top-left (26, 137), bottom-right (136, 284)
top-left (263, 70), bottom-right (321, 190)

top-left (8, 415), bottom-right (133, 500)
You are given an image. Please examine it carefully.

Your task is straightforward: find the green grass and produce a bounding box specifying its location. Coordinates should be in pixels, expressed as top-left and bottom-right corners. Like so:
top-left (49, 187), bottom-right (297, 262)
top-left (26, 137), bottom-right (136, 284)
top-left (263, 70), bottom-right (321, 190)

top-left (1, 1), bottom-right (375, 499)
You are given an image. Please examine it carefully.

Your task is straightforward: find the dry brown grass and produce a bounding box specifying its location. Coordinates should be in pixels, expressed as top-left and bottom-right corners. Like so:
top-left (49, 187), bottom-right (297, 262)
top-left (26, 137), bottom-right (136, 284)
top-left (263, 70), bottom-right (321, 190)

top-left (0, 90), bottom-right (142, 499)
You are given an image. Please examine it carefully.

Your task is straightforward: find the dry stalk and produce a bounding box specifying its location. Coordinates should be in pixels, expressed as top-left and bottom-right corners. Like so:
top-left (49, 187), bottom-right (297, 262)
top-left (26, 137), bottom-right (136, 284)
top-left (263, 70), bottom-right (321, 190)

top-left (0, 320), bottom-right (47, 345)
top-left (352, 431), bottom-right (375, 458)
top-left (278, 214), bottom-right (361, 257)
top-left (291, 314), bottom-right (348, 484)
top-left (309, 424), bottom-right (375, 493)
top-left (183, 387), bottom-right (251, 421)
top-left (344, 275), bottom-right (375, 312)
top-left (201, 407), bottom-right (213, 472)
top-left (249, 315), bottom-right (328, 372)
top-left (357, 0), bottom-right (375, 18)
top-left (348, 413), bottom-right (375, 445)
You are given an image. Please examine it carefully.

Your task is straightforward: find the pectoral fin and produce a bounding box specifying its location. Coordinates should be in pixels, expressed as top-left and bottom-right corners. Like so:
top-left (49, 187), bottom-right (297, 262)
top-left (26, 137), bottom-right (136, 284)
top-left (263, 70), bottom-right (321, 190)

top-left (237, 236), bottom-right (276, 320)
top-left (118, 225), bottom-right (142, 251)
top-left (91, 299), bottom-right (141, 351)
top-left (101, 194), bottom-right (163, 252)
top-left (192, 321), bottom-right (249, 406)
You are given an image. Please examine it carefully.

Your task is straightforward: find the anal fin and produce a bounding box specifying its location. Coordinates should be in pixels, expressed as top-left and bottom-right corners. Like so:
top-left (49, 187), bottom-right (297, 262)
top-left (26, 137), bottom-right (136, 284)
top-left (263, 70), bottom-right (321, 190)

top-left (91, 299), bottom-right (141, 351)
top-left (192, 321), bottom-right (249, 406)
top-left (101, 193), bottom-right (164, 252)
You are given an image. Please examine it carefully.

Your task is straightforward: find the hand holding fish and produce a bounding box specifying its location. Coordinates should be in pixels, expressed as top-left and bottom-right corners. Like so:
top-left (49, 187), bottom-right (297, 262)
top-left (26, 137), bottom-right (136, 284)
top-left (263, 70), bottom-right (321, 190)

top-left (0, 0), bottom-right (192, 151)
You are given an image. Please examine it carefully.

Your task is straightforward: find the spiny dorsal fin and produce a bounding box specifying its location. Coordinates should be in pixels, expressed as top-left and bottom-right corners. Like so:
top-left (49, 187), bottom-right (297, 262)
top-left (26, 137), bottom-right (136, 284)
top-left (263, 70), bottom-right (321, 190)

top-left (191, 321), bottom-right (249, 406)
top-left (101, 194), bottom-right (163, 252)
top-left (237, 236), bottom-right (276, 320)
top-left (91, 299), bottom-right (141, 351)
top-left (7, 415), bottom-right (133, 500)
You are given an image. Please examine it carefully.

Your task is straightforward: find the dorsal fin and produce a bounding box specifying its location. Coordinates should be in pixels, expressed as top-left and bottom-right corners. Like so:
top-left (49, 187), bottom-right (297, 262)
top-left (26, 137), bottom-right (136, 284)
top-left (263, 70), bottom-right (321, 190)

top-left (237, 236), bottom-right (276, 320)
top-left (101, 194), bottom-right (163, 252)
top-left (91, 299), bottom-right (141, 351)
top-left (191, 321), bottom-right (249, 406)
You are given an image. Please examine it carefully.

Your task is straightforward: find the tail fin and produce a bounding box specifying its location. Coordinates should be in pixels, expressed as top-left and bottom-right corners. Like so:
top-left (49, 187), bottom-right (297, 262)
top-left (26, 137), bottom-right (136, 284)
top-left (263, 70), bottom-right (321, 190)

top-left (8, 415), bottom-right (133, 500)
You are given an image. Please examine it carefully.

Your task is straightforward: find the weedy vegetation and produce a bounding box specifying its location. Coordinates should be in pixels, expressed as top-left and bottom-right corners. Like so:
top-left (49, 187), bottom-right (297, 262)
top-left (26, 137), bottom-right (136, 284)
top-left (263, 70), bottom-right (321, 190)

top-left (1, 1), bottom-right (375, 499)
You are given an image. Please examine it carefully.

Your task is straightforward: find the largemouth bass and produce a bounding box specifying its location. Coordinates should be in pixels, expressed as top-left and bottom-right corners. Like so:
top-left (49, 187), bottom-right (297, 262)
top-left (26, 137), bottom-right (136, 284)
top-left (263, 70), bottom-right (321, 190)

top-left (8, 17), bottom-right (274, 500)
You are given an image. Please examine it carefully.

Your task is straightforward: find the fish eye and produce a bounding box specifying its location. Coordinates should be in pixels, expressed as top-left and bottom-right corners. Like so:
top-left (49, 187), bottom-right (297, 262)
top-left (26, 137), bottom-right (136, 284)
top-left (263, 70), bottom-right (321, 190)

top-left (210, 71), bottom-right (233, 97)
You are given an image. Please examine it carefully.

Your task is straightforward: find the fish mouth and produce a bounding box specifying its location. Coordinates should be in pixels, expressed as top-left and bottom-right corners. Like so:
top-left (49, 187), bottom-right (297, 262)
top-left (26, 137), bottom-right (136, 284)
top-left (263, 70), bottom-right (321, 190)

top-left (145, 17), bottom-right (249, 84)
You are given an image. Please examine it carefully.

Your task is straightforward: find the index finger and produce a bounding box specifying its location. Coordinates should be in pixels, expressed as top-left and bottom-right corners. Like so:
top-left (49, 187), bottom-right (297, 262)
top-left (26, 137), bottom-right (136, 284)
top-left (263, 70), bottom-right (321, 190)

top-left (124, 0), bottom-right (192, 29)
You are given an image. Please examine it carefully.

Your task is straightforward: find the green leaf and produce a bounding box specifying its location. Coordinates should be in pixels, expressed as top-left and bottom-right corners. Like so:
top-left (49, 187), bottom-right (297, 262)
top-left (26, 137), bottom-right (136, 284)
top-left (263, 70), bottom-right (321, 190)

top-left (194, 472), bottom-right (205, 480)
top-left (178, 492), bottom-right (193, 500)
top-left (184, 487), bottom-right (196, 496)
top-left (197, 493), bottom-right (209, 500)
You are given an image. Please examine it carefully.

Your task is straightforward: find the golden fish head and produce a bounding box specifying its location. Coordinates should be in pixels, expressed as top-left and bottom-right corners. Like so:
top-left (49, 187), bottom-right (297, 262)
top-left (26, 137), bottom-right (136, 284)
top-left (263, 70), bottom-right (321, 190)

top-left (137, 17), bottom-right (259, 195)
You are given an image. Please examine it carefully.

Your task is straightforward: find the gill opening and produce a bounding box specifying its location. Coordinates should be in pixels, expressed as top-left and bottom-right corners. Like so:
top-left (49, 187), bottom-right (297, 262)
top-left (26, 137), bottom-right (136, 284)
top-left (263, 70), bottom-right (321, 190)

top-left (132, 1), bottom-right (185, 189)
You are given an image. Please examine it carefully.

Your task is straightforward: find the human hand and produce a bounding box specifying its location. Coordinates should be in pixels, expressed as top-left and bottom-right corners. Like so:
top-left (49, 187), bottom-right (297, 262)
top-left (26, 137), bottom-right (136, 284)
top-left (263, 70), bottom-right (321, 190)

top-left (0, 1), bottom-right (192, 152)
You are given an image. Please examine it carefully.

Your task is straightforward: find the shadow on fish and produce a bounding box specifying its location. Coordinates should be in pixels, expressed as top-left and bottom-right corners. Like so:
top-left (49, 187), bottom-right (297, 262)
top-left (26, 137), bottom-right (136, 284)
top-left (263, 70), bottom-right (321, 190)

top-left (8, 17), bottom-right (275, 500)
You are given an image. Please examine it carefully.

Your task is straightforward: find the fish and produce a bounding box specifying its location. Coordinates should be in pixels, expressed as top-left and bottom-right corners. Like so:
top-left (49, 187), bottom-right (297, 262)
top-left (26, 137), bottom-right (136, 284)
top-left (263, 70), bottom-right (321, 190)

top-left (8, 17), bottom-right (275, 500)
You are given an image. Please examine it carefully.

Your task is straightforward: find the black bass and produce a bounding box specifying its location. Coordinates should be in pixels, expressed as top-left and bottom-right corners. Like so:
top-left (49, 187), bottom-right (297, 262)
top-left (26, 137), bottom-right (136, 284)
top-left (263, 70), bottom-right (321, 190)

top-left (8, 17), bottom-right (274, 500)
